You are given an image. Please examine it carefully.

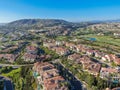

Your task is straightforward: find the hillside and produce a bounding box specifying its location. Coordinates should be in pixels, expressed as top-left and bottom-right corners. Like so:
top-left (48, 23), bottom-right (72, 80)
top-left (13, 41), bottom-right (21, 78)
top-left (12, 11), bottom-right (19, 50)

top-left (86, 23), bottom-right (120, 32)
top-left (1, 19), bottom-right (120, 34)
top-left (7, 19), bottom-right (71, 27)
top-left (0, 19), bottom-right (95, 34)
top-left (0, 19), bottom-right (71, 33)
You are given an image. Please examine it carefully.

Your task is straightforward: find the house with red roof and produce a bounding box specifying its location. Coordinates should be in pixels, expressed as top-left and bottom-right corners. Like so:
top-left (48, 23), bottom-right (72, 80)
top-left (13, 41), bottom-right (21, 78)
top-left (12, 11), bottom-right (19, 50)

top-left (26, 46), bottom-right (38, 54)
top-left (33, 62), bottom-right (69, 90)
top-left (68, 53), bottom-right (81, 60)
top-left (100, 67), bottom-right (120, 83)
top-left (23, 53), bottom-right (39, 62)
top-left (0, 54), bottom-right (17, 63)
top-left (53, 47), bottom-right (70, 56)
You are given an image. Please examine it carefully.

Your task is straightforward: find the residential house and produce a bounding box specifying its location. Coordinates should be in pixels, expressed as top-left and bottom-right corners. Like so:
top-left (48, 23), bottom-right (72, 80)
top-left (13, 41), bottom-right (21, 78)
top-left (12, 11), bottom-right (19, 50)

top-left (100, 67), bottom-right (120, 83)
top-left (53, 47), bottom-right (70, 56)
top-left (114, 57), bottom-right (120, 65)
top-left (86, 49), bottom-right (95, 56)
top-left (44, 76), bottom-right (68, 90)
top-left (65, 42), bottom-right (76, 51)
top-left (103, 54), bottom-right (120, 65)
top-left (80, 56), bottom-right (101, 76)
top-left (94, 50), bottom-right (105, 58)
top-left (68, 53), bottom-right (81, 60)
top-left (101, 54), bottom-right (116, 62)
top-left (55, 41), bottom-right (64, 46)
top-left (43, 42), bottom-right (56, 49)
top-left (75, 44), bottom-right (87, 53)
top-left (23, 53), bottom-right (39, 62)
top-left (0, 54), bottom-right (17, 63)
top-left (26, 46), bottom-right (37, 54)
top-left (0, 45), bottom-right (18, 53)
top-left (33, 62), bottom-right (69, 90)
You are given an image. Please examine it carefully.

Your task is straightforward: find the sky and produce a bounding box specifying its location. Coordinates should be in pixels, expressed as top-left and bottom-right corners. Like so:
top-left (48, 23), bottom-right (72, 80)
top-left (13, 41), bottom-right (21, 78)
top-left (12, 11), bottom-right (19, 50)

top-left (0, 0), bottom-right (120, 23)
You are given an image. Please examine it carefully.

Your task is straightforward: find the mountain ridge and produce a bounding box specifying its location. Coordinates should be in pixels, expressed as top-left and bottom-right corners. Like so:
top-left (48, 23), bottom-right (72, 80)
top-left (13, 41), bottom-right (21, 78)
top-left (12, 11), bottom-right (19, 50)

top-left (7, 19), bottom-right (71, 27)
top-left (1, 18), bottom-right (120, 33)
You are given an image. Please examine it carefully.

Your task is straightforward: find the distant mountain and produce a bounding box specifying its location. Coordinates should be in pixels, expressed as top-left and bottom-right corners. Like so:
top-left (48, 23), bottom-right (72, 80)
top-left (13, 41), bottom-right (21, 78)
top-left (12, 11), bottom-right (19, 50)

top-left (0, 23), bottom-right (6, 26)
top-left (4, 19), bottom-right (120, 26)
top-left (88, 19), bottom-right (120, 23)
top-left (7, 19), bottom-right (71, 27)
top-left (7, 19), bottom-right (98, 28)
top-left (0, 19), bottom-right (76, 33)
top-left (1, 19), bottom-right (94, 32)
top-left (104, 19), bottom-right (120, 23)
top-left (1, 18), bottom-right (120, 33)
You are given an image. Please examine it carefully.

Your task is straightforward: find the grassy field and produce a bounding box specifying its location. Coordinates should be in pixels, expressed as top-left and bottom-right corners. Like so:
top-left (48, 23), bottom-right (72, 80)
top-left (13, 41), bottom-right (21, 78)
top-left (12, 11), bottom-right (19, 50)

top-left (55, 36), bottom-right (72, 41)
top-left (77, 34), bottom-right (120, 53)
top-left (81, 35), bottom-right (120, 46)
top-left (2, 68), bottom-right (21, 77)
top-left (1, 66), bottom-right (36, 90)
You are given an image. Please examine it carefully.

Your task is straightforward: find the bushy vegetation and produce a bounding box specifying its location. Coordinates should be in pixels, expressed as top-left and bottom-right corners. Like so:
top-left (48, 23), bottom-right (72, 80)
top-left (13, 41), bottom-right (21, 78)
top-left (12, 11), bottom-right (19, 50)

top-left (0, 80), bottom-right (3, 90)
top-left (40, 46), bottom-right (59, 61)
top-left (2, 66), bottom-right (37, 90)
top-left (74, 28), bottom-right (96, 35)
top-left (61, 59), bottom-right (120, 90)
top-left (0, 66), bottom-right (13, 74)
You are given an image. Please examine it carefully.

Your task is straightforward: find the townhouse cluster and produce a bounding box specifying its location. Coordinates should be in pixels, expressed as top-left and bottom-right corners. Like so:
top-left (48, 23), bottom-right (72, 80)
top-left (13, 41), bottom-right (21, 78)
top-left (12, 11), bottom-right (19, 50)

top-left (33, 62), bottom-right (69, 90)
top-left (22, 45), bottom-right (39, 62)
top-left (100, 67), bottom-right (120, 83)
top-left (0, 45), bottom-right (18, 53)
top-left (0, 45), bottom-right (19, 63)
top-left (0, 54), bottom-right (18, 63)
top-left (68, 54), bottom-right (101, 76)
top-left (43, 39), bottom-right (120, 83)
top-left (0, 42), bottom-right (51, 63)
top-left (43, 40), bottom-right (70, 56)
top-left (43, 39), bottom-right (120, 65)
top-left (0, 41), bottom-right (29, 63)
top-left (65, 42), bottom-right (120, 83)
top-left (22, 45), bottom-right (51, 62)
top-left (65, 42), bottom-right (120, 65)
top-left (68, 53), bottom-right (120, 83)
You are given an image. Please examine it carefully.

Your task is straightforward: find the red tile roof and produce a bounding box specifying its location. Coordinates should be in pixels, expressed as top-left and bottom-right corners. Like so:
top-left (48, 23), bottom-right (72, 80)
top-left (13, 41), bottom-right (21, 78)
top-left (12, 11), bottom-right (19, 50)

top-left (44, 76), bottom-right (67, 90)
top-left (26, 46), bottom-right (37, 51)
top-left (68, 53), bottom-right (81, 60)
top-left (33, 62), bottom-right (69, 90)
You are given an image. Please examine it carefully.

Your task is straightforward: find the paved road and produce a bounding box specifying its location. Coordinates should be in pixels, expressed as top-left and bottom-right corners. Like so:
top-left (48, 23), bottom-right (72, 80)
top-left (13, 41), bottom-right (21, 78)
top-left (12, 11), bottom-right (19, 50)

top-left (0, 64), bottom-right (33, 68)
top-left (55, 62), bottom-right (83, 90)
top-left (51, 60), bottom-right (87, 90)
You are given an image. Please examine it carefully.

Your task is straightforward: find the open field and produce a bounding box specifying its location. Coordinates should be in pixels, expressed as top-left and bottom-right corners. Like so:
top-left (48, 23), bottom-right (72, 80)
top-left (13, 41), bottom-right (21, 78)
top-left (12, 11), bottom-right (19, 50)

top-left (77, 34), bottom-right (120, 54)
top-left (81, 35), bottom-right (120, 46)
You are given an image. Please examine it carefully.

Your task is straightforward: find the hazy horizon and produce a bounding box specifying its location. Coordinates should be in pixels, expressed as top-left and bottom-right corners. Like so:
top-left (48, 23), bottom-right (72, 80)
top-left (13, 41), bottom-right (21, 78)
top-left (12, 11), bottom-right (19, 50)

top-left (1, 18), bottom-right (120, 24)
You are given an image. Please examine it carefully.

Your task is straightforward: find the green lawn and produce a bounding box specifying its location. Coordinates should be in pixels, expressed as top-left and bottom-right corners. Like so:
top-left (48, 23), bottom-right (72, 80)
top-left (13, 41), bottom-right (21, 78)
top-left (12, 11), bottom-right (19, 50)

top-left (56, 36), bottom-right (71, 41)
top-left (80, 35), bottom-right (120, 46)
top-left (2, 66), bottom-right (36, 90)
top-left (2, 68), bottom-right (21, 77)
top-left (77, 34), bottom-right (120, 53)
